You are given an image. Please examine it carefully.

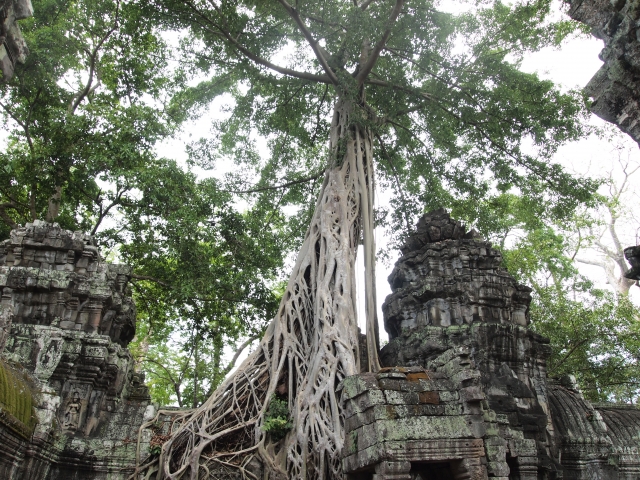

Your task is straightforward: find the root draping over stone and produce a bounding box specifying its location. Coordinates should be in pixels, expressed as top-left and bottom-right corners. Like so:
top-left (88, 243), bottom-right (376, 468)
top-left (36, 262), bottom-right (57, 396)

top-left (134, 97), bottom-right (379, 480)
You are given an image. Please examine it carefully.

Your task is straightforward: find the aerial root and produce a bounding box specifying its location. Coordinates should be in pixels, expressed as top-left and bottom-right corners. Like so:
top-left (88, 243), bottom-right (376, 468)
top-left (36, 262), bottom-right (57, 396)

top-left (134, 97), bottom-right (377, 480)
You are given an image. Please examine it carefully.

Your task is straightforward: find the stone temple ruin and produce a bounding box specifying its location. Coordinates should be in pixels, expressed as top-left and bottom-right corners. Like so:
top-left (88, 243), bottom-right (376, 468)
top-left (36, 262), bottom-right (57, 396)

top-left (0, 221), bottom-right (154, 479)
top-left (0, 2), bottom-right (638, 479)
top-left (565, 0), bottom-right (640, 146)
top-left (0, 0), bottom-right (33, 81)
top-left (341, 209), bottom-right (640, 480)
top-left (1, 213), bottom-right (639, 480)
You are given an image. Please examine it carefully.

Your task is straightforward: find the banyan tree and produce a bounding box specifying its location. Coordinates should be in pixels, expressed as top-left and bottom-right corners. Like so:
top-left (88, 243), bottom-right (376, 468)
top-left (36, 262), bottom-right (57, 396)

top-left (135, 0), bottom-right (595, 478)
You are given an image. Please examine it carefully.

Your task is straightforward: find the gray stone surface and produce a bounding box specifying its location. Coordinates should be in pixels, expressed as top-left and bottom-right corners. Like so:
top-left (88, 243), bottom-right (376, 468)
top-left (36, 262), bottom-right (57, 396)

top-left (565, 0), bottom-right (640, 145)
top-left (0, 0), bottom-right (32, 81)
top-left (623, 245), bottom-right (640, 280)
top-left (341, 210), bottom-right (640, 480)
top-left (4, 215), bottom-right (638, 480)
top-left (0, 221), bottom-right (154, 480)
top-left (383, 208), bottom-right (531, 339)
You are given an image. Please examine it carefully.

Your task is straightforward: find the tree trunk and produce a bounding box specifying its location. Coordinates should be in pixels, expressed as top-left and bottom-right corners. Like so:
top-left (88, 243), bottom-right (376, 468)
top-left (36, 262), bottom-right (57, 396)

top-left (146, 96), bottom-right (378, 480)
top-left (45, 185), bottom-right (62, 222)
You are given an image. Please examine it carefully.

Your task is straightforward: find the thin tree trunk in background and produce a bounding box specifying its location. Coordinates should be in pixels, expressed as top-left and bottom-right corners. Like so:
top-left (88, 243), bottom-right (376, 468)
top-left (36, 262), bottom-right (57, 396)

top-left (45, 186), bottom-right (62, 222)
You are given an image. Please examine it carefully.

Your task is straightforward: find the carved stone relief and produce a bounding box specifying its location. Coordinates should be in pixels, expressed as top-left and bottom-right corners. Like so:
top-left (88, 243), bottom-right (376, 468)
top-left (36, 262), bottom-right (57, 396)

top-left (0, 221), bottom-right (153, 480)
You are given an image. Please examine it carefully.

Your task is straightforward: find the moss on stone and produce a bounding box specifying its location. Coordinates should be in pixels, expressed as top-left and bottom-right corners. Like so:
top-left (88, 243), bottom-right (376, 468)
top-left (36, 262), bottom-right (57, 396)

top-left (0, 359), bottom-right (37, 438)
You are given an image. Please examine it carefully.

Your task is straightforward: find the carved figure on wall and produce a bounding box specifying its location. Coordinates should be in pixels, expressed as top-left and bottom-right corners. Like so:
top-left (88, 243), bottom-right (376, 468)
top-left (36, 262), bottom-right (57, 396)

top-left (40, 340), bottom-right (57, 366)
top-left (35, 338), bottom-right (62, 380)
top-left (63, 391), bottom-right (81, 430)
top-left (0, 221), bottom-right (151, 479)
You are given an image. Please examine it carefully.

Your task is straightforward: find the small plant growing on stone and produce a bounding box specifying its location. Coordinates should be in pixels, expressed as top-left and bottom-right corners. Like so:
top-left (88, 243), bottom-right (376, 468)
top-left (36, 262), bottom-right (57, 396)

top-left (261, 395), bottom-right (292, 441)
top-left (148, 433), bottom-right (170, 456)
top-left (149, 444), bottom-right (162, 456)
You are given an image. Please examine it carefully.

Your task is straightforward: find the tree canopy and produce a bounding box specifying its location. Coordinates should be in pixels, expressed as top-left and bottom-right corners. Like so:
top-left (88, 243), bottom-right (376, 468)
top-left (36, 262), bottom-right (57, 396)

top-left (121, 1), bottom-right (611, 478)
top-left (0, 0), bottom-right (287, 407)
top-left (3, 1), bottom-right (639, 478)
top-left (0, 0), bottom-right (170, 233)
top-left (143, 0), bottom-right (598, 249)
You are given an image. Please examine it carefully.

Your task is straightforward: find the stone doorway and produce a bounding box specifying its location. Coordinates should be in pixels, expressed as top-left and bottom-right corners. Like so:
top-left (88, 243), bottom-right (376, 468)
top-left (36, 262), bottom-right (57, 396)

top-left (410, 461), bottom-right (455, 479)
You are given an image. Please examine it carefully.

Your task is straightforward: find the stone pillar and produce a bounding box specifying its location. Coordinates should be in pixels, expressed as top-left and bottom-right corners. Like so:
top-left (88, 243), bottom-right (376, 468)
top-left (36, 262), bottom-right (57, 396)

top-left (483, 436), bottom-right (509, 478)
top-left (75, 250), bottom-right (92, 274)
top-left (86, 300), bottom-right (103, 333)
top-left (515, 456), bottom-right (539, 480)
top-left (373, 461), bottom-right (412, 480)
top-left (65, 249), bottom-right (75, 271)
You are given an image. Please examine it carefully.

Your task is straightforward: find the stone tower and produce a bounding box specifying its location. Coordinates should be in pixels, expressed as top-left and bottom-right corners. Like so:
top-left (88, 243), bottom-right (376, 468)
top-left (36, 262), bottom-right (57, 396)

top-left (341, 209), bottom-right (640, 480)
top-left (0, 221), bottom-right (153, 480)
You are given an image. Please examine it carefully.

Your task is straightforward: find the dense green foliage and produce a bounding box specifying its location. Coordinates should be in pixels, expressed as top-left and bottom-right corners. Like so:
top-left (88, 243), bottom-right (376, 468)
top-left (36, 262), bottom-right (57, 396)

top-left (486, 196), bottom-right (640, 402)
top-left (532, 285), bottom-right (640, 403)
top-left (138, 0), bottom-right (599, 255)
top-left (2, 0), bottom-right (637, 406)
top-left (0, 0), bottom-right (171, 234)
top-left (123, 175), bottom-right (285, 407)
top-left (0, 0), bottom-right (285, 407)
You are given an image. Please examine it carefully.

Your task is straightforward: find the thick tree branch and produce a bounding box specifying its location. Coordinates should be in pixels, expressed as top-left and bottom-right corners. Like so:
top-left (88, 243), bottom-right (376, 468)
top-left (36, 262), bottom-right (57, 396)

top-left (130, 274), bottom-right (172, 288)
top-left (380, 102), bottom-right (428, 124)
top-left (576, 255), bottom-right (627, 293)
top-left (553, 338), bottom-right (590, 370)
top-left (360, 0), bottom-right (378, 10)
top-left (575, 256), bottom-right (608, 269)
top-left (571, 229), bottom-right (583, 262)
top-left (141, 357), bottom-right (184, 408)
top-left (300, 12), bottom-right (347, 31)
top-left (0, 202), bottom-right (19, 228)
top-left (183, 0), bottom-right (332, 84)
top-left (219, 335), bottom-right (260, 380)
top-left (310, 83), bottom-right (330, 144)
top-left (276, 0), bottom-right (339, 84)
top-left (592, 236), bottom-right (620, 263)
top-left (355, 0), bottom-right (404, 85)
top-left (45, 186), bottom-right (62, 222)
top-left (69, 1), bottom-right (120, 114)
top-left (28, 185), bottom-right (37, 221)
top-left (0, 101), bottom-right (26, 129)
top-left (91, 186), bottom-right (131, 235)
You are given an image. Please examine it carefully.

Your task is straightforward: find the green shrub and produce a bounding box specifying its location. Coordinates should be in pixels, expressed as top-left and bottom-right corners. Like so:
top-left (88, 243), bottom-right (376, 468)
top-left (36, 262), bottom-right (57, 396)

top-left (261, 395), bottom-right (292, 441)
